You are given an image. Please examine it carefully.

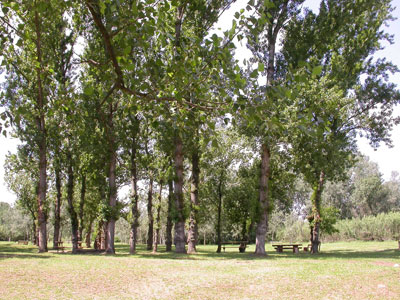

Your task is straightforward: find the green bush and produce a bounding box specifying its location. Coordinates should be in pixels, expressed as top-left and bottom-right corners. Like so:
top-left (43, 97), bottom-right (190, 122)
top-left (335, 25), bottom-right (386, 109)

top-left (325, 212), bottom-right (400, 242)
top-left (269, 211), bottom-right (400, 243)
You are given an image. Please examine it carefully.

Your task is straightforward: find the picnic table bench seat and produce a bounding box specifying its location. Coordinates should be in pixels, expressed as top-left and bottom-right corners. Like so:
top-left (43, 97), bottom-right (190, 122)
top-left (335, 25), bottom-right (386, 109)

top-left (272, 244), bottom-right (302, 253)
top-left (54, 241), bottom-right (65, 252)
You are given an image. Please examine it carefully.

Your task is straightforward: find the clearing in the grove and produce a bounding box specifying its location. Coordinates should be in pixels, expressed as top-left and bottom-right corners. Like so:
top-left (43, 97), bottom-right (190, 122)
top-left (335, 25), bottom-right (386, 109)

top-left (1, 241), bottom-right (399, 300)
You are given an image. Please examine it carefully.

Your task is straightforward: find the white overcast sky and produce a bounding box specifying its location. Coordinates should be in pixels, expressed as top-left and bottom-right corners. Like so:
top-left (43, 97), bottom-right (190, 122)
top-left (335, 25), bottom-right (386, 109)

top-left (1, 0), bottom-right (400, 205)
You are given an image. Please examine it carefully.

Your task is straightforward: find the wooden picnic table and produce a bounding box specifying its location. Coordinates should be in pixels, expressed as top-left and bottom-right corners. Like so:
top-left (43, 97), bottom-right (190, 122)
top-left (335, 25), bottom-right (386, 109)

top-left (55, 241), bottom-right (65, 252)
top-left (272, 244), bottom-right (302, 253)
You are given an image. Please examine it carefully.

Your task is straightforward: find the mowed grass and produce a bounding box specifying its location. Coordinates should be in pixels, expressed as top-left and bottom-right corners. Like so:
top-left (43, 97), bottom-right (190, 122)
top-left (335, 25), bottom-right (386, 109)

top-left (0, 241), bottom-right (399, 300)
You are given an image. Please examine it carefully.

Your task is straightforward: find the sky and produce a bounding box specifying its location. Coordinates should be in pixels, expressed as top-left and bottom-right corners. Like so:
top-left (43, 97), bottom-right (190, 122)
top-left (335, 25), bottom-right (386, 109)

top-left (1, 0), bottom-right (400, 205)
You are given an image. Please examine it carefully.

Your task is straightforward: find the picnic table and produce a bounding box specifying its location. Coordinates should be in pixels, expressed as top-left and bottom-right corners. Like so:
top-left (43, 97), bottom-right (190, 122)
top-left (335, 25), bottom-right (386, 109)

top-left (221, 241), bottom-right (248, 253)
top-left (272, 244), bottom-right (302, 253)
top-left (55, 241), bottom-right (65, 252)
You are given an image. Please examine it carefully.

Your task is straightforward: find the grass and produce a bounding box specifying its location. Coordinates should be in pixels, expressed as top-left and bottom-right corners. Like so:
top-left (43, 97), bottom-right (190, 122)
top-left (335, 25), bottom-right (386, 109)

top-left (0, 241), bottom-right (399, 300)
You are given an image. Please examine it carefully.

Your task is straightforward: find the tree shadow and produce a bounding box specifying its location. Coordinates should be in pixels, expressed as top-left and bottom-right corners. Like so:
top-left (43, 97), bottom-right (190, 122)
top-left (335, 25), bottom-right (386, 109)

top-left (0, 253), bottom-right (52, 260)
top-left (1, 242), bottom-right (398, 261)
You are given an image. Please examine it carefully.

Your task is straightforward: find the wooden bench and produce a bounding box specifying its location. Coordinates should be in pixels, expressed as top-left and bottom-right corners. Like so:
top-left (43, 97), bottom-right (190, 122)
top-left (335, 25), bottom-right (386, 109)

top-left (272, 244), bottom-right (302, 253)
top-left (221, 241), bottom-right (248, 253)
top-left (55, 241), bottom-right (65, 252)
top-left (17, 240), bottom-right (28, 245)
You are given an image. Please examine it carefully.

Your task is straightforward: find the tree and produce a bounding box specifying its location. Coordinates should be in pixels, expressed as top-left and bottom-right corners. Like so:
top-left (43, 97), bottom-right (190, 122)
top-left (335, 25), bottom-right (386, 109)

top-left (240, 0), bottom-right (304, 255)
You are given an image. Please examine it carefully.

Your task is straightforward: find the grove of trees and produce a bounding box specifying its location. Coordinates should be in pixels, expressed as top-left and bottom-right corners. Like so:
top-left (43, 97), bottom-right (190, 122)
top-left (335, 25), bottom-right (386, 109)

top-left (0, 0), bottom-right (399, 255)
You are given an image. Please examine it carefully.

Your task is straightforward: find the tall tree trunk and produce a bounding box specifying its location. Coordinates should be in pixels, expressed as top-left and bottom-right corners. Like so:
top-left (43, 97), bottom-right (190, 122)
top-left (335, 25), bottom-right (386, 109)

top-left (34, 10), bottom-right (47, 253)
top-left (166, 179), bottom-right (174, 252)
top-left (216, 171), bottom-right (223, 253)
top-left (146, 177), bottom-right (154, 250)
top-left (153, 181), bottom-right (163, 253)
top-left (255, 144), bottom-right (271, 255)
top-left (66, 154), bottom-right (79, 254)
top-left (85, 218), bottom-right (93, 248)
top-left (173, 135), bottom-right (186, 253)
top-left (106, 104), bottom-right (117, 254)
top-left (32, 219), bottom-right (37, 245)
top-left (310, 171), bottom-right (325, 254)
top-left (188, 148), bottom-right (200, 254)
top-left (101, 222), bottom-right (107, 250)
top-left (78, 174), bottom-right (86, 242)
top-left (53, 167), bottom-right (62, 249)
top-left (129, 134), bottom-right (139, 254)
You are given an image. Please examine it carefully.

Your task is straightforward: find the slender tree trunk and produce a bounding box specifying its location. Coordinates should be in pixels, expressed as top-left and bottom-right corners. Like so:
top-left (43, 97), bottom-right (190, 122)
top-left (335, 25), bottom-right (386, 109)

top-left (85, 218), bottom-right (93, 248)
top-left (255, 144), bottom-right (271, 255)
top-left (311, 171), bottom-right (325, 254)
top-left (146, 177), bottom-right (154, 251)
top-left (34, 10), bottom-right (47, 253)
top-left (78, 174), bottom-right (86, 242)
top-left (101, 222), bottom-right (107, 250)
top-left (106, 104), bottom-right (117, 254)
top-left (188, 149), bottom-right (200, 254)
top-left (153, 182), bottom-right (163, 253)
top-left (32, 219), bottom-right (37, 245)
top-left (66, 154), bottom-right (79, 254)
top-left (248, 220), bottom-right (255, 243)
top-left (53, 167), bottom-right (62, 249)
top-left (216, 171), bottom-right (223, 253)
top-left (166, 179), bottom-right (174, 252)
top-left (129, 135), bottom-right (139, 254)
top-left (35, 223), bottom-right (40, 246)
top-left (173, 135), bottom-right (186, 253)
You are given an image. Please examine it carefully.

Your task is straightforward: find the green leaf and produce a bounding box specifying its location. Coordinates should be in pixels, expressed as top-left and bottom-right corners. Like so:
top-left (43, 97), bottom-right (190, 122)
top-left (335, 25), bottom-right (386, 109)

top-left (264, 0), bottom-right (275, 9)
top-left (84, 86), bottom-right (94, 96)
top-left (258, 63), bottom-right (265, 72)
top-left (312, 66), bottom-right (323, 77)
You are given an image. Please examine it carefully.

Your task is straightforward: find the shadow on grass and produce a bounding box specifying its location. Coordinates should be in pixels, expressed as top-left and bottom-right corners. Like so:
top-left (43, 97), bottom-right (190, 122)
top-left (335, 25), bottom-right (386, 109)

top-left (113, 244), bottom-right (400, 261)
top-left (1, 242), bottom-right (398, 261)
top-left (0, 243), bottom-right (51, 260)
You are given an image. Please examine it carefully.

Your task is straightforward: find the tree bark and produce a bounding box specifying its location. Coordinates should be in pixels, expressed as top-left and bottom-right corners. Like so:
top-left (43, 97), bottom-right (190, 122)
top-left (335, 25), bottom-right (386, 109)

top-left (129, 134), bottom-right (139, 254)
top-left (53, 167), bottom-right (62, 249)
top-left (311, 171), bottom-right (325, 254)
top-left (78, 174), bottom-right (86, 242)
top-left (146, 177), bottom-right (154, 251)
top-left (34, 10), bottom-right (48, 253)
top-left (32, 219), bottom-right (37, 245)
top-left (166, 179), bottom-right (174, 252)
top-left (66, 153), bottom-right (79, 254)
top-left (85, 218), bottom-right (93, 248)
top-left (153, 181), bottom-right (163, 253)
top-left (173, 135), bottom-right (186, 253)
top-left (255, 143), bottom-right (271, 255)
top-left (101, 222), bottom-right (107, 250)
top-left (106, 104), bottom-right (117, 254)
top-left (187, 148), bottom-right (200, 254)
top-left (216, 171), bottom-right (224, 253)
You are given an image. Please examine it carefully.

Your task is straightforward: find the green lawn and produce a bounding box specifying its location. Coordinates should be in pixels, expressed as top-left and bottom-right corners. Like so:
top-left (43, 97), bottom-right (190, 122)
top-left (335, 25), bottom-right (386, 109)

top-left (0, 241), bottom-right (399, 300)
